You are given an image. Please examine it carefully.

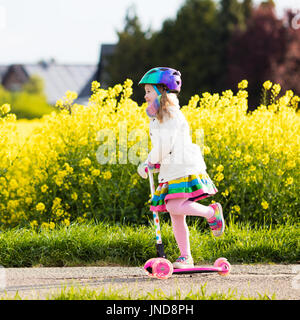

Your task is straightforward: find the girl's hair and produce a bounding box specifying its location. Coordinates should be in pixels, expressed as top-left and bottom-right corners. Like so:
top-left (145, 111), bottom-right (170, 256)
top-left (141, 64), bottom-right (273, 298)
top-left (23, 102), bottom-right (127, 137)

top-left (156, 84), bottom-right (179, 123)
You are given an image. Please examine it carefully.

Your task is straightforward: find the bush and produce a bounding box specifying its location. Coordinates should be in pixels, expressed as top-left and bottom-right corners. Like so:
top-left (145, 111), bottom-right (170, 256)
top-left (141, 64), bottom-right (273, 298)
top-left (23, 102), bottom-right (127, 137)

top-left (0, 84), bottom-right (55, 119)
top-left (0, 79), bottom-right (299, 229)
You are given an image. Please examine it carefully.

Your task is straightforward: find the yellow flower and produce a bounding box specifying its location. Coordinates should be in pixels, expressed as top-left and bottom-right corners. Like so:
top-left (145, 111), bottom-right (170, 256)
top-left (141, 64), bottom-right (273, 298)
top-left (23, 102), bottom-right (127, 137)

top-left (285, 90), bottom-right (294, 98)
top-left (221, 189), bottom-right (229, 197)
top-left (272, 84), bottom-right (281, 95)
top-left (63, 163), bottom-right (74, 174)
top-left (114, 84), bottom-right (123, 94)
top-left (261, 154), bottom-right (270, 165)
top-left (233, 205), bottom-right (241, 213)
top-left (71, 192), bottom-right (78, 200)
top-left (285, 177), bottom-right (293, 186)
top-left (125, 78), bottom-right (133, 86)
top-left (41, 184), bottom-right (48, 193)
top-left (65, 90), bottom-right (78, 101)
top-left (263, 81), bottom-right (272, 90)
top-left (49, 221), bottom-right (55, 230)
top-left (251, 175), bottom-right (257, 183)
top-left (102, 171), bottom-right (112, 180)
top-left (234, 150), bottom-right (241, 158)
top-left (25, 197), bottom-right (33, 205)
top-left (55, 99), bottom-right (64, 109)
top-left (237, 89), bottom-right (248, 99)
top-left (91, 81), bottom-right (100, 92)
top-left (63, 218), bottom-right (70, 227)
top-left (244, 154), bottom-right (252, 164)
top-left (215, 172), bottom-right (224, 182)
top-left (277, 169), bottom-right (284, 176)
top-left (41, 222), bottom-right (49, 229)
top-left (9, 179), bottom-right (18, 190)
top-left (54, 176), bottom-right (63, 187)
top-left (57, 170), bottom-right (68, 179)
top-left (91, 169), bottom-right (100, 176)
top-left (53, 197), bottom-right (62, 207)
top-left (286, 160), bottom-right (296, 169)
top-left (56, 209), bottom-right (64, 217)
top-left (261, 200), bottom-right (269, 210)
top-left (216, 164), bottom-right (224, 172)
top-left (238, 80), bottom-right (248, 89)
top-left (203, 145), bottom-right (211, 155)
top-left (291, 96), bottom-right (300, 108)
top-left (30, 220), bottom-right (38, 228)
top-left (17, 188), bottom-right (25, 197)
top-left (36, 202), bottom-right (46, 211)
top-left (7, 200), bottom-right (19, 211)
top-left (80, 158), bottom-right (91, 167)
top-left (84, 192), bottom-right (91, 198)
top-left (1, 103), bottom-right (11, 114)
top-left (0, 177), bottom-right (6, 186)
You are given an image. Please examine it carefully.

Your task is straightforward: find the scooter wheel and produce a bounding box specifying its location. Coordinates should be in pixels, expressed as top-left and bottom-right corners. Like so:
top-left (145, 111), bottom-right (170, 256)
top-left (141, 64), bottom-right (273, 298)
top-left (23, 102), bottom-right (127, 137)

top-left (152, 258), bottom-right (173, 279)
top-left (144, 258), bottom-right (158, 278)
top-left (214, 257), bottom-right (231, 276)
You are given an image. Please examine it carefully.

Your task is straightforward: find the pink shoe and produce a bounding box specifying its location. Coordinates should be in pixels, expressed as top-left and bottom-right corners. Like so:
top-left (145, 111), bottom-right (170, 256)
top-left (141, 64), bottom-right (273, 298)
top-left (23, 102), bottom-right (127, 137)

top-left (207, 203), bottom-right (225, 237)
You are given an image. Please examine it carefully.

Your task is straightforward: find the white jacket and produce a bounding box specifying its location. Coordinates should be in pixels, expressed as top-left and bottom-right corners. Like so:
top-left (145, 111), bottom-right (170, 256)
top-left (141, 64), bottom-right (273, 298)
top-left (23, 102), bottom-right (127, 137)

top-left (147, 104), bottom-right (207, 183)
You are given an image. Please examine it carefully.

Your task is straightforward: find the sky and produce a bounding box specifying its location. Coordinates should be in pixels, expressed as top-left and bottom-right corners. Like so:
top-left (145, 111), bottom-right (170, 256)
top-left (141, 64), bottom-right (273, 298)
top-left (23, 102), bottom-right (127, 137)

top-left (0, 0), bottom-right (299, 65)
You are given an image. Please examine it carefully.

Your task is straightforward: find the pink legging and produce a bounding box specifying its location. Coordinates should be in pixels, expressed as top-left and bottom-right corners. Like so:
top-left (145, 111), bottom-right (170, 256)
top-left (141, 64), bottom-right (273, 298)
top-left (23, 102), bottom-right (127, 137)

top-left (165, 198), bottom-right (214, 257)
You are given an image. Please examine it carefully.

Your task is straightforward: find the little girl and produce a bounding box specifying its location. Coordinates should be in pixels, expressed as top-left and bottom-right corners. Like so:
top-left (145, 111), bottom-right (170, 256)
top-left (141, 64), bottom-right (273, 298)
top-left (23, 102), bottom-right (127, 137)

top-left (137, 67), bottom-right (225, 269)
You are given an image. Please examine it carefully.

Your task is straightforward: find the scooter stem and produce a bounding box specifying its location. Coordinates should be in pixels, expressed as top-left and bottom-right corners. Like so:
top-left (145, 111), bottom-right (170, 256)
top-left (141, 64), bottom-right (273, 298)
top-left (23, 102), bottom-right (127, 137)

top-left (148, 166), bottom-right (167, 258)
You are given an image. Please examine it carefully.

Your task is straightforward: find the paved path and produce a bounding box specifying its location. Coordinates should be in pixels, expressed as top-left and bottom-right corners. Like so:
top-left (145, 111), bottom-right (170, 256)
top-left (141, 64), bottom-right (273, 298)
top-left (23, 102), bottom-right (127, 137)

top-left (1, 264), bottom-right (299, 300)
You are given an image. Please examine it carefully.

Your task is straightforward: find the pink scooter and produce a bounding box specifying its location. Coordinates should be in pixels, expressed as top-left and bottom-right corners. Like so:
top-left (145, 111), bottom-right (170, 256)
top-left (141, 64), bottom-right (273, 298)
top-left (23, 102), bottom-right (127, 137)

top-left (144, 166), bottom-right (231, 279)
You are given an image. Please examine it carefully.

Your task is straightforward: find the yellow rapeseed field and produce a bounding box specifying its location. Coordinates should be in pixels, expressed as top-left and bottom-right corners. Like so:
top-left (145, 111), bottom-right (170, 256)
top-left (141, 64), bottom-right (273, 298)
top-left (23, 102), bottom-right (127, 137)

top-left (0, 79), bottom-right (299, 229)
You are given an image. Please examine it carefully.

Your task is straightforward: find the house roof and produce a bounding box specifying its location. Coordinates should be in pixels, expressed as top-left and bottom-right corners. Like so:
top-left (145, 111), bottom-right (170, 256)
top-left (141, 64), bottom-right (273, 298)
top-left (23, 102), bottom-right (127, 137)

top-left (100, 44), bottom-right (116, 58)
top-left (0, 43), bottom-right (116, 105)
top-left (97, 44), bottom-right (116, 87)
top-left (23, 63), bottom-right (97, 105)
top-left (0, 65), bottom-right (8, 82)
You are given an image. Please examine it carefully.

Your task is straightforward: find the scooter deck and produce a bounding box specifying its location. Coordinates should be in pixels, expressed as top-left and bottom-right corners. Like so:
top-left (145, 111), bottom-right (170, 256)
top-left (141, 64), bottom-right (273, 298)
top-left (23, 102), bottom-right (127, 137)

top-left (173, 267), bottom-right (222, 274)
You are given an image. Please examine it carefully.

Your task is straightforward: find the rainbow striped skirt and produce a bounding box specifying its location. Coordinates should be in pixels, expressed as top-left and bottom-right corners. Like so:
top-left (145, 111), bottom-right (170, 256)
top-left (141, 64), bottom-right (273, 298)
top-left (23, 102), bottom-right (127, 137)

top-left (150, 173), bottom-right (218, 212)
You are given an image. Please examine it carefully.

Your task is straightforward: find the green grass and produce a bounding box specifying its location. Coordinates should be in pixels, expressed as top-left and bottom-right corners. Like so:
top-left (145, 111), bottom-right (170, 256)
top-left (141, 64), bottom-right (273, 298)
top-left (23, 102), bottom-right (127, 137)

top-left (0, 223), bottom-right (300, 267)
top-left (2, 284), bottom-right (274, 300)
top-left (0, 221), bottom-right (298, 267)
top-left (46, 284), bottom-right (275, 300)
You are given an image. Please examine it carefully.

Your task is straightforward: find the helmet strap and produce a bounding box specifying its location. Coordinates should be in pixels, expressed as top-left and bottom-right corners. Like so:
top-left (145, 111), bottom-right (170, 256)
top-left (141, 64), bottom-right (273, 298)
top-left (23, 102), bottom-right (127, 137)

top-left (153, 85), bottom-right (161, 96)
top-left (153, 85), bottom-right (170, 95)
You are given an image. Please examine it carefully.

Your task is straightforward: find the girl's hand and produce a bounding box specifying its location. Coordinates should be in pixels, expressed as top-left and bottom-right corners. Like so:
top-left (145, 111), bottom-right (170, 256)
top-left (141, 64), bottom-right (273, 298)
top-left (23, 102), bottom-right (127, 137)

top-left (146, 163), bottom-right (161, 173)
top-left (137, 162), bottom-right (160, 179)
top-left (137, 162), bottom-right (148, 179)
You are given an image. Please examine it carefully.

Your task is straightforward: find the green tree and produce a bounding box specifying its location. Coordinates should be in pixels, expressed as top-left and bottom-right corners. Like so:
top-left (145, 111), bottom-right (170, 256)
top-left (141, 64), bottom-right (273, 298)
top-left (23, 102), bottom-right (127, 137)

top-left (105, 1), bottom-right (222, 105)
top-left (104, 0), bottom-right (254, 104)
top-left (151, 0), bottom-right (221, 104)
top-left (242, 0), bottom-right (253, 21)
top-left (104, 5), bottom-right (153, 103)
top-left (0, 78), bottom-right (54, 119)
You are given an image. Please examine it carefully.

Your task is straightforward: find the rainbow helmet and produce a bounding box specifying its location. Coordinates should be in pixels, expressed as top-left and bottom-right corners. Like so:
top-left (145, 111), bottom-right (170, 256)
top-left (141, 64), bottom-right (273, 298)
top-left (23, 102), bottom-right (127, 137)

top-left (139, 67), bottom-right (182, 93)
